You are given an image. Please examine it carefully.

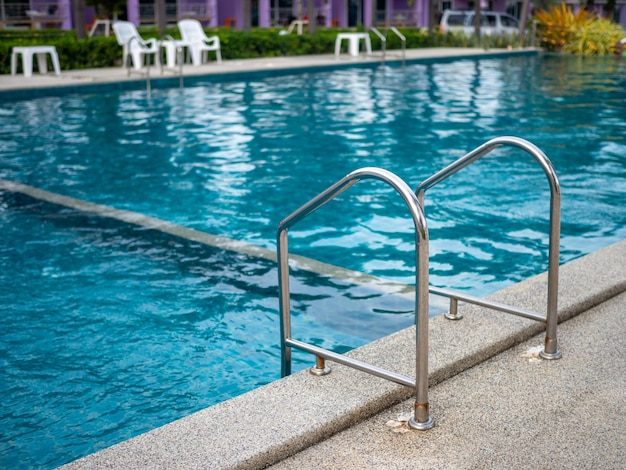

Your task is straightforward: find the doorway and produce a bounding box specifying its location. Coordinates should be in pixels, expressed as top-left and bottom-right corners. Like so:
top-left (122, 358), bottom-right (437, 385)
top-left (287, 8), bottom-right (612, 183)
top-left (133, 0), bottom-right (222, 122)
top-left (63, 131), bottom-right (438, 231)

top-left (348, 0), bottom-right (364, 26)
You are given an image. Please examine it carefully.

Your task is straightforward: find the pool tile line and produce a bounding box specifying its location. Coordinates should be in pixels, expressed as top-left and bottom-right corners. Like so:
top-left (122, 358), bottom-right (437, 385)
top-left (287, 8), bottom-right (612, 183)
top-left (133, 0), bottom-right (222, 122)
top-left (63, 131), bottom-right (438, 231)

top-left (0, 178), bottom-right (431, 302)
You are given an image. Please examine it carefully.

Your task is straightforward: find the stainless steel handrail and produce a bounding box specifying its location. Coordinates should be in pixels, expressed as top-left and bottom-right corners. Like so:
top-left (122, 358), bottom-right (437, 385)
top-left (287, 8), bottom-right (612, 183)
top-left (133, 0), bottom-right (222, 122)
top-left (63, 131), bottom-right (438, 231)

top-left (124, 36), bottom-right (151, 91)
top-left (416, 136), bottom-right (562, 360)
top-left (277, 167), bottom-right (434, 430)
top-left (388, 26), bottom-right (406, 67)
top-left (369, 27), bottom-right (387, 65)
top-left (369, 26), bottom-right (405, 67)
top-left (429, 286), bottom-right (546, 322)
top-left (159, 34), bottom-right (184, 89)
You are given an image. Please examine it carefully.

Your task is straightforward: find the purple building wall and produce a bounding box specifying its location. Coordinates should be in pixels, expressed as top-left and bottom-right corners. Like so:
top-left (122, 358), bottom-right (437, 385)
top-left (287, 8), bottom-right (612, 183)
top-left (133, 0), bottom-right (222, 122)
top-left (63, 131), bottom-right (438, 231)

top-left (380, 0), bottom-right (424, 27)
top-left (25, 0), bottom-right (626, 34)
top-left (259, 0), bottom-right (270, 26)
top-left (492, 0), bottom-right (507, 12)
top-left (332, 0), bottom-right (346, 27)
top-left (218, 0), bottom-right (238, 27)
top-left (60, 0), bottom-right (71, 28)
top-left (127, 0), bottom-right (139, 24)
top-left (362, 0), bottom-right (373, 27)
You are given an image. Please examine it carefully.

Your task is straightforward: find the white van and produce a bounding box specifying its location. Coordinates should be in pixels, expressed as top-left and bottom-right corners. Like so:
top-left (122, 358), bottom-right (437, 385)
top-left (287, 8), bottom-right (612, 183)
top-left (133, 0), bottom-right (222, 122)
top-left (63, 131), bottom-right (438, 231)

top-left (440, 10), bottom-right (520, 36)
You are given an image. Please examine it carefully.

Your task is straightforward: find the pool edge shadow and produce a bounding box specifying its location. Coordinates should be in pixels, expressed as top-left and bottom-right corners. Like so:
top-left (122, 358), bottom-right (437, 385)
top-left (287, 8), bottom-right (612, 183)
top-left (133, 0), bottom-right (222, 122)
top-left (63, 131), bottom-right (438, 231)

top-left (59, 238), bottom-right (626, 470)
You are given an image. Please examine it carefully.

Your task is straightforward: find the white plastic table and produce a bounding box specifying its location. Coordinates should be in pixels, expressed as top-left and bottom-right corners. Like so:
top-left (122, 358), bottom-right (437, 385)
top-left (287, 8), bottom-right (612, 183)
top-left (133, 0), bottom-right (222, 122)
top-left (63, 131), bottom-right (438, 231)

top-left (11, 46), bottom-right (61, 78)
top-left (334, 33), bottom-right (372, 57)
top-left (161, 40), bottom-right (190, 69)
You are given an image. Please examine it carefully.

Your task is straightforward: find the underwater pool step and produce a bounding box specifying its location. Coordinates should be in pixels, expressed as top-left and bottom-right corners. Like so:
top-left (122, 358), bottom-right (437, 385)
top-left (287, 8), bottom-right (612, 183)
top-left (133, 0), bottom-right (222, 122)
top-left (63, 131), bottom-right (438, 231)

top-left (0, 178), bottom-right (448, 311)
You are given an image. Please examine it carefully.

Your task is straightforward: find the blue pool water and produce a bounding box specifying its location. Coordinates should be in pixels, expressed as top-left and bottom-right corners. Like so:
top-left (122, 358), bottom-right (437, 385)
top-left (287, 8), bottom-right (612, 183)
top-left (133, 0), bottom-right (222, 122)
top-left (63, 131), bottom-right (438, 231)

top-left (1, 54), bottom-right (625, 468)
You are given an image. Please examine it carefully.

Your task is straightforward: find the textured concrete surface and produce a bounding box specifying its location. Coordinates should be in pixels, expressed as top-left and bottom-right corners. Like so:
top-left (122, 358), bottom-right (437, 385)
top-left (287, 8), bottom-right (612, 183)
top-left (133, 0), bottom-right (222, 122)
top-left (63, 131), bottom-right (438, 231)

top-left (271, 290), bottom-right (626, 469)
top-left (61, 240), bottom-right (626, 469)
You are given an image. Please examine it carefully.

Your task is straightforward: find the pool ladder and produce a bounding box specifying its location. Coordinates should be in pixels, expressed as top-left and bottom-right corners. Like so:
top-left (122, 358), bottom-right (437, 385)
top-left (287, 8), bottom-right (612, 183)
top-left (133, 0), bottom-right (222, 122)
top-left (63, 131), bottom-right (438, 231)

top-left (277, 136), bottom-right (562, 430)
top-left (122, 35), bottom-right (185, 92)
top-left (369, 26), bottom-right (406, 67)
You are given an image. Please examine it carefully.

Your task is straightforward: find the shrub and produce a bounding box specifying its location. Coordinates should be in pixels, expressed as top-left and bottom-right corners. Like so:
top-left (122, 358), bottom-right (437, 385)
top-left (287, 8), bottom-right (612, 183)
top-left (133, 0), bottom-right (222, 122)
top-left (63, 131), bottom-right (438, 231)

top-left (0, 26), bottom-right (532, 75)
top-left (562, 16), bottom-right (626, 55)
top-left (535, 4), bottom-right (626, 55)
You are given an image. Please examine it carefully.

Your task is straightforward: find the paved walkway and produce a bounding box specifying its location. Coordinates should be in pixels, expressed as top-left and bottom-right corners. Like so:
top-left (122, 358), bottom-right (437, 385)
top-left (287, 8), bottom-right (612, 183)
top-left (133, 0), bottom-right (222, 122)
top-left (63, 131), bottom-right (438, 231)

top-left (271, 290), bottom-right (626, 469)
top-left (1, 47), bottom-right (538, 93)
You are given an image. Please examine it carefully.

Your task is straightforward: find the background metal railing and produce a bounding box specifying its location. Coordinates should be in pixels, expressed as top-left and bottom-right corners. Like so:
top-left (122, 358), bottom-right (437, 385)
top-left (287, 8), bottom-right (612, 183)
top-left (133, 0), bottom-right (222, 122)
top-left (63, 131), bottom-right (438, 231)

top-left (369, 26), bottom-right (406, 67)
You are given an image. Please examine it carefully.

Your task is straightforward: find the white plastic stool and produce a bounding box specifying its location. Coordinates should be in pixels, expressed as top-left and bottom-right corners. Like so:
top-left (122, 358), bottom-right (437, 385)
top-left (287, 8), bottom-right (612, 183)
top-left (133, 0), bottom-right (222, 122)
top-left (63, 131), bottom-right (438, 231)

top-left (11, 46), bottom-right (61, 78)
top-left (161, 40), bottom-right (189, 69)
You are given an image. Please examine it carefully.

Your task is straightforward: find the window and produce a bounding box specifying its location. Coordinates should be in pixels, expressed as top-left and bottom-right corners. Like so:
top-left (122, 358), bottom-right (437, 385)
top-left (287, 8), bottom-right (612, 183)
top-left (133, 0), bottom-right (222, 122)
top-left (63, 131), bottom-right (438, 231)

top-left (447, 13), bottom-right (467, 26)
top-left (482, 14), bottom-right (497, 26)
top-left (500, 15), bottom-right (518, 27)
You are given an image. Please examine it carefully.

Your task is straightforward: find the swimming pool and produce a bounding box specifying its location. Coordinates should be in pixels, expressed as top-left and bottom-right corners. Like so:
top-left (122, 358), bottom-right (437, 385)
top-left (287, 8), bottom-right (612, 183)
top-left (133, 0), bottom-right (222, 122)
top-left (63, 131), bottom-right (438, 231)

top-left (1, 53), bottom-right (625, 468)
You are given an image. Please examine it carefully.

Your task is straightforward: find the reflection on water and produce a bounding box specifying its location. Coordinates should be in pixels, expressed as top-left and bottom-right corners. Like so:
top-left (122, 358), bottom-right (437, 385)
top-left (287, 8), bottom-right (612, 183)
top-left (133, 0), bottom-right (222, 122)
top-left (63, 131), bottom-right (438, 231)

top-left (1, 55), bottom-right (625, 289)
top-left (0, 194), bottom-right (415, 468)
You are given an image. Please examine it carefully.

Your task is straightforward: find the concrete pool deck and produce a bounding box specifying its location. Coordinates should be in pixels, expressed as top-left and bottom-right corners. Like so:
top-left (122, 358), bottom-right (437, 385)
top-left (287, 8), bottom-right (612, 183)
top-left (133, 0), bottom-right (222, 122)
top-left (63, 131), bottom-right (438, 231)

top-left (59, 239), bottom-right (626, 469)
top-left (0, 46), bottom-right (540, 93)
top-left (3, 47), bottom-right (623, 468)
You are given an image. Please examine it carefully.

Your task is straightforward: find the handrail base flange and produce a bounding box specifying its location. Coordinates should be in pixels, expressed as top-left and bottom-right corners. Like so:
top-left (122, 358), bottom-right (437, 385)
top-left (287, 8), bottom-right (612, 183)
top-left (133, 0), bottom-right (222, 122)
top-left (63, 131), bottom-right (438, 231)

top-left (539, 349), bottom-right (562, 360)
top-left (408, 416), bottom-right (434, 431)
top-left (310, 365), bottom-right (332, 376)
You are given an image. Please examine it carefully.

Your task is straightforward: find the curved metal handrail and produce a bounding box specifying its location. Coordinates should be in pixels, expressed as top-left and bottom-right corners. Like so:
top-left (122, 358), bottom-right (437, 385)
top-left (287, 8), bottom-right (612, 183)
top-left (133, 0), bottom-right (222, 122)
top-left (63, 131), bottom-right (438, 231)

top-left (388, 26), bottom-right (406, 67)
top-left (369, 27), bottom-right (387, 65)
top-left (369, 26), bottom-right (405, 67)
top-left (124, 36), bottom-right (151, 91)
top-left (159, 34), bottom-right (184, 88)
top-left (277, 167), bottom-right (434, 429)
top-left (415, 136), bottom-right (562, 360)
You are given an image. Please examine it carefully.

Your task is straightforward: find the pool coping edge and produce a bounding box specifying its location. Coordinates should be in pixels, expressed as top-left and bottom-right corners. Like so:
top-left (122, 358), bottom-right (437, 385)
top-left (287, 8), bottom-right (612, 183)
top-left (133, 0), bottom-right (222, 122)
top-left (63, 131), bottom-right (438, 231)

top-left (0, 48), bottom-right (541, 100)
top-left (60, 238), bottom-right (626, 469)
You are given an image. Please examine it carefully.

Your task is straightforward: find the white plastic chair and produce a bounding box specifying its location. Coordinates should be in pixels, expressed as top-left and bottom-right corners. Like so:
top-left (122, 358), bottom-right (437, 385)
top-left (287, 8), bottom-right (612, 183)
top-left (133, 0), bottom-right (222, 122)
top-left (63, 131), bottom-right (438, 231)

top-left (177, 19), bottom-right (222, 66)
top-left (112, 21), bottom-right (160, 70)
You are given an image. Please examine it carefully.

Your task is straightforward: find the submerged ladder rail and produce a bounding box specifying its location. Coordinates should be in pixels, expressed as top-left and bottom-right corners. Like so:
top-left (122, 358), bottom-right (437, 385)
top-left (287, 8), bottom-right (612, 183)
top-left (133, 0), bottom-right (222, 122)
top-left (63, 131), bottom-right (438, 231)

top-left (277, 167), bottom-right (434, 429)
top-left (416, 136), bottom-right (562, 359)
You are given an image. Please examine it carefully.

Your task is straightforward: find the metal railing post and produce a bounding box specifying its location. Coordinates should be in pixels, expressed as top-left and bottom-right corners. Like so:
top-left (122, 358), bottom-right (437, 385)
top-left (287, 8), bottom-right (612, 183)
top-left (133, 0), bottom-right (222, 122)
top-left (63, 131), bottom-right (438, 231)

top-left (125, 36), bottom-right (152, 92)
top-left (540, 177), bottom-right (562, 359)
top-left (389, 26), bottom-right (406, 67)
top-left (369, 27), bottom-right (386, 66)
top-left (416, 136), bottom-right (562, 360)
top-left (277, 229), bottom-right (292, 377)
top-left (159, 34), bottom-right (185, 89)
top-left (277, 167), bottom-right (434, 429)
top-left (408, 203), bottom-right (433, 430)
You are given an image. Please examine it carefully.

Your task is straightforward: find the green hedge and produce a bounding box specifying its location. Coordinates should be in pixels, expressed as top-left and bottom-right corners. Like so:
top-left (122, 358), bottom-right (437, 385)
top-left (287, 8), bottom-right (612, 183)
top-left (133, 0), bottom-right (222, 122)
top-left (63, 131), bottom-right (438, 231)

top-left (0, 26), bottom-right (529, 74)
